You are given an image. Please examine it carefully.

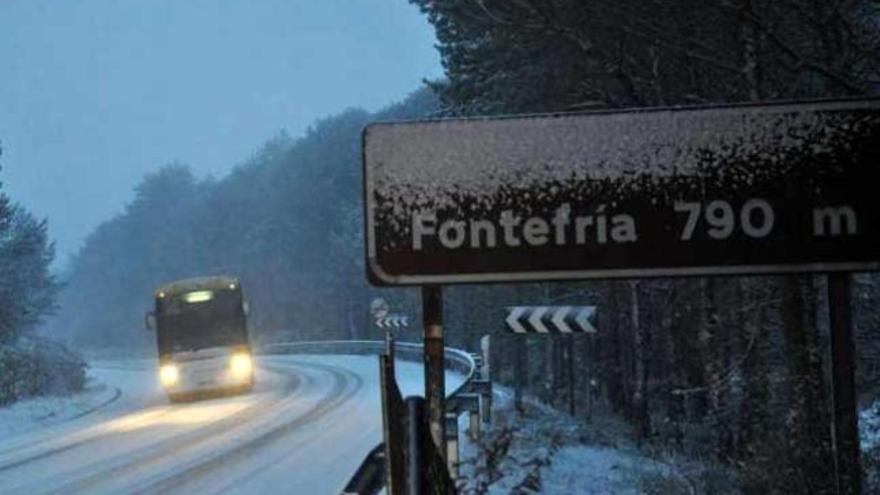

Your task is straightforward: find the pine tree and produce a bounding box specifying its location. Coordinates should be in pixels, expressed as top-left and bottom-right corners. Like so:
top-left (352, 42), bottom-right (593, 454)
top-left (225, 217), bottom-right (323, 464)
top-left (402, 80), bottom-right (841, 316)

top-left (0, 141), bottom-right (60, 344)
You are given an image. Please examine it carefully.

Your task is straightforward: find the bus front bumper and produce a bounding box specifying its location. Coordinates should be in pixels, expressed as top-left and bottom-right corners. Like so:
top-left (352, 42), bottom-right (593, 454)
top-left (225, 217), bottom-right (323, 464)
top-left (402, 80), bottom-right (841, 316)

top-left (159, 351), bottom-right (254, 397)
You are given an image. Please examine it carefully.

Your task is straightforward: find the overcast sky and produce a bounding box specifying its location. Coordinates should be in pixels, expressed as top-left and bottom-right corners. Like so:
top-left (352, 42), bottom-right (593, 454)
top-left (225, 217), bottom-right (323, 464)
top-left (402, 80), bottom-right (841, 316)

top-left (0, 0), bottom-right (442, 264)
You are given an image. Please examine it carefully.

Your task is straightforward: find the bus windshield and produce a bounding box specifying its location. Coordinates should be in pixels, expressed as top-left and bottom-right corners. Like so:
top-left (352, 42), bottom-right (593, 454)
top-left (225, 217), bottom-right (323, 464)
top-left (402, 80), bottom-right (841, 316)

top-left (156, 289), bottom-right (246, 354)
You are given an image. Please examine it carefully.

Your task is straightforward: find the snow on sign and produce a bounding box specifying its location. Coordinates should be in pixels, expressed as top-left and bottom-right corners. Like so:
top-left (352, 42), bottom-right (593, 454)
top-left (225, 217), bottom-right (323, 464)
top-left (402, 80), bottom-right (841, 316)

top-left (363, 98), bottom-right (880, 286)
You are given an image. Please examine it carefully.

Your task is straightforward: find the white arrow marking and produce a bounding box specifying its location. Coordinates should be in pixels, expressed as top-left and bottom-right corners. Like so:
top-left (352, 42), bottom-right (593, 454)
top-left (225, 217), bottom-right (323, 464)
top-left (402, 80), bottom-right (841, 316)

top-left (529, 306), bottom-right (549, 333)
top-left (574, 306), bottom-right (597, 333)
top-left (505, 307), bottom-right (527, 333)
top-left (552, 306), bottom-right (572, 333)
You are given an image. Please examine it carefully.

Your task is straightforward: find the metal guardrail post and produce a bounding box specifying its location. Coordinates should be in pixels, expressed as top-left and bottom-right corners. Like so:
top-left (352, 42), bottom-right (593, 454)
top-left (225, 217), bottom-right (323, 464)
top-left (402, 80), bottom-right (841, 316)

top-left (386, 331), bottom-right (395, 365)
top-left (445, 413), bottom-right (460, 479)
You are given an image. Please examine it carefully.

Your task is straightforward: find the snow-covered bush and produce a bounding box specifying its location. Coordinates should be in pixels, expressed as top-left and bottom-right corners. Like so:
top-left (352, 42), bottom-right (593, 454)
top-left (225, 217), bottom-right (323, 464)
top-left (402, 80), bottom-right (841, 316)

top-left (0, 338), bottom-right (86, 406)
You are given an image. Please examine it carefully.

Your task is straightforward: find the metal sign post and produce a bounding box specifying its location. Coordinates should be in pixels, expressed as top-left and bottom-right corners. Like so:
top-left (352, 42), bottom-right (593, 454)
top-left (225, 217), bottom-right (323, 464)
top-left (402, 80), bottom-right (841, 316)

top-left (422, 286), bottom-right (446, 458)
top-left (828, 273), bottom-right (861, 495)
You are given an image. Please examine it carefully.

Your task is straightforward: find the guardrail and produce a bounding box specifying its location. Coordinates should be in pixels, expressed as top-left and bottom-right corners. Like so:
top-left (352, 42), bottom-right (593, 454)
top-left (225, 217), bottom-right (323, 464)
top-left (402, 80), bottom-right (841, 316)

top-left (258, 338), bottom-right (492, 494)
top-left (259, 340), bottom-right (477, 392)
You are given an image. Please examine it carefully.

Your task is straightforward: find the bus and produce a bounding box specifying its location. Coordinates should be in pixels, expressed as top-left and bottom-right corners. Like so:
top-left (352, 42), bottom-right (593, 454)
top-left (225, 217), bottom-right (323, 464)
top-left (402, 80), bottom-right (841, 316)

top-left (146, 276), bottom-right (254, 401)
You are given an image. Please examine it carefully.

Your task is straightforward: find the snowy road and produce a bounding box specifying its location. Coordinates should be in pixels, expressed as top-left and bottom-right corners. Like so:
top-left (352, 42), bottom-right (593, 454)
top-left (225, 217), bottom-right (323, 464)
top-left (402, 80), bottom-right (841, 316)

top-left (0, 354), bottom-right (452, 495)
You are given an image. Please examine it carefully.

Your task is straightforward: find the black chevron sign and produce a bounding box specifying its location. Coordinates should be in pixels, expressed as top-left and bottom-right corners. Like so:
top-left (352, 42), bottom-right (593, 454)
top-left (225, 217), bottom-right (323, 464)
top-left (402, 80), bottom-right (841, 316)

top-left (505, 306), bottom-right (597, 334)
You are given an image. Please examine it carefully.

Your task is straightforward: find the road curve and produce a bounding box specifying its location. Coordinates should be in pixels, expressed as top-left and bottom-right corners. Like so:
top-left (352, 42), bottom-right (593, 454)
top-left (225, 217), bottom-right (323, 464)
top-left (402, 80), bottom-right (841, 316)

top-left (0, 354), bottom-right (445, 494)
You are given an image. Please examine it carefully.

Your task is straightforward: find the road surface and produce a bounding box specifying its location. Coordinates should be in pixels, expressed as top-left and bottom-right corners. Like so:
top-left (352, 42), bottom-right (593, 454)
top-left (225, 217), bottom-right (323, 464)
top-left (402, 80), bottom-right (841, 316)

top-left (0, 354), bottom-right (457, 494)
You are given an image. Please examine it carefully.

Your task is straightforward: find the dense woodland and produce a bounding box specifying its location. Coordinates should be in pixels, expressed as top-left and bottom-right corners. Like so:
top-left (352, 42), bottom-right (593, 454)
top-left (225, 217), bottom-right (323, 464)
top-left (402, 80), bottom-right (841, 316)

top-left (49, 1), bottom-right (880, 493)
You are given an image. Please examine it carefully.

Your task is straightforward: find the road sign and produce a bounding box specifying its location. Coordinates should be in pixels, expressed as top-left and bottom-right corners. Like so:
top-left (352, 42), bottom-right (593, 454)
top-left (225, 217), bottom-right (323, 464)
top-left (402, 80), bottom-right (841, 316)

top-left (375, 314), bottom-right (409, 328)
top-left (505, 306), bottom-right (597, 334)
top-left (363, 98), bottom-right (880, 286)
top-left (370, 298), bottom-right (390, 319)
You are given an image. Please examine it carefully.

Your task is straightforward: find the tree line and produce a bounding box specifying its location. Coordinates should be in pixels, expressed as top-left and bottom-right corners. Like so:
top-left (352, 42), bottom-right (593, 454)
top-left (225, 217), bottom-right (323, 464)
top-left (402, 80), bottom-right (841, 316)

top-left (409, 1), bottom-right (880, 493)
top-left (50, 0), bottom-right (880, 492)
top-left (0, 143), bottom-right (59, 347)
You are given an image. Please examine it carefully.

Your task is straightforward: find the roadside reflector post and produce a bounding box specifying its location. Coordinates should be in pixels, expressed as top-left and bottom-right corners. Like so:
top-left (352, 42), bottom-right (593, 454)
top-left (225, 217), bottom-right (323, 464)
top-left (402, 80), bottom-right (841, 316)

top-left (828, 272), bottom-right (862, 495)
top-left (468, 408), bottom-right (481, 441)
top-left (422, 285), bottom-right (446, 459)
top-left (480, 335), bottom-right (491, 381)
top-left (480, 335), bottom-right (493, 423)
top-left (514, 336), bottom-right (526, 414)
top-left (567, 335), bottom-right (576, 416)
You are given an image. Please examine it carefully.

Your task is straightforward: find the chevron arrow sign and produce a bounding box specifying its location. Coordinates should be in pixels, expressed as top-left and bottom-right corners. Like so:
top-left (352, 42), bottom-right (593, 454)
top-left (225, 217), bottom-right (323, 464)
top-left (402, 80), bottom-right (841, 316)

top-left (505, 306), bottom-right (597, 334)
top-left (375, 314), bottom-right (410, 329)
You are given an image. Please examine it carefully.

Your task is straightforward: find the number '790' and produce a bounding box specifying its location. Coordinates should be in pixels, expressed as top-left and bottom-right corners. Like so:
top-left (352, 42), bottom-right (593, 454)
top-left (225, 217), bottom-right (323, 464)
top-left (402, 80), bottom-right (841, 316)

top-left (674, 199), bottom-right (775, 241)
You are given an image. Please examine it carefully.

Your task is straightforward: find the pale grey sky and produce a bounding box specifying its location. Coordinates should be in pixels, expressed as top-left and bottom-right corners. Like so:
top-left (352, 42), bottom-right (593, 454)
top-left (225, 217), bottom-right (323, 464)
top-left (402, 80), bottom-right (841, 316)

top-left (0, 0), bottom-right (442, 263)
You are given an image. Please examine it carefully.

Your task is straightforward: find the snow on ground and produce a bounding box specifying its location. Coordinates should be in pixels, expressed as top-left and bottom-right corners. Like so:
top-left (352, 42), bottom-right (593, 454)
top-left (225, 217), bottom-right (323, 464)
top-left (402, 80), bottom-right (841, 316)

top-left (541, 445), bottom-right (674, 495)
top-left (860, 400), bottom-right (880, 452)
top-left (457, 388), bottom-right (695, 495)
top-left (861, 400), bottom-right (880, 492)
top-left (0, 353), bottom-right (464, 495)
top-left (0, 373), bottom-right (120, 439)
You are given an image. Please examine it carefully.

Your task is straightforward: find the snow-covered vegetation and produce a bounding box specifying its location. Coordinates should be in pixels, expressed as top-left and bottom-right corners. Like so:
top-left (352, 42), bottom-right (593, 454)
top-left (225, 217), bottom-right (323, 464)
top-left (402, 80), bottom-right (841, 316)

top-left (0, 338), bottom-right (86, 406)
top-left (458, 391), bottom-right (739, 494)
top-left (0, 144), bottom-right (79, 406)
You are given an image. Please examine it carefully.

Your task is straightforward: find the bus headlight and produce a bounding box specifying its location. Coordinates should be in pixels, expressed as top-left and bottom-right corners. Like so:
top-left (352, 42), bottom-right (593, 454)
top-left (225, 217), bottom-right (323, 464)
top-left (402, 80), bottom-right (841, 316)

top-left (230, 352), bottom-right (253, 380)
top-left (159, 364), bottom-right (179, 387)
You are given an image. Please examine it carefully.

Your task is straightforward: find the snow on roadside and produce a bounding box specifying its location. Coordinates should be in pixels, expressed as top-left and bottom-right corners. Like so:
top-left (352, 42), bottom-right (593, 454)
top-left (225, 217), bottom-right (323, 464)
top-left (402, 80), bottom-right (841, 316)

top-left (861, 400), bottom-right (880, 492)
top-left (541, 445), bottom-right (674, 495)
top-left (456, 388), bottom-right (691, 495)
top-left (860, 400), bottom-right (880, 452)
top-left (0, 375), bottom-right (119, 439)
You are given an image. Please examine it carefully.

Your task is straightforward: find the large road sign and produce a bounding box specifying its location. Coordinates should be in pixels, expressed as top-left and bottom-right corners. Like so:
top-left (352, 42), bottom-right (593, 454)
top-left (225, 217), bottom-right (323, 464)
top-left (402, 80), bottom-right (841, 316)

top-left (363, 98), bottom-right (880, 286)
top-left (505, 306), bottom-right (597, 334)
